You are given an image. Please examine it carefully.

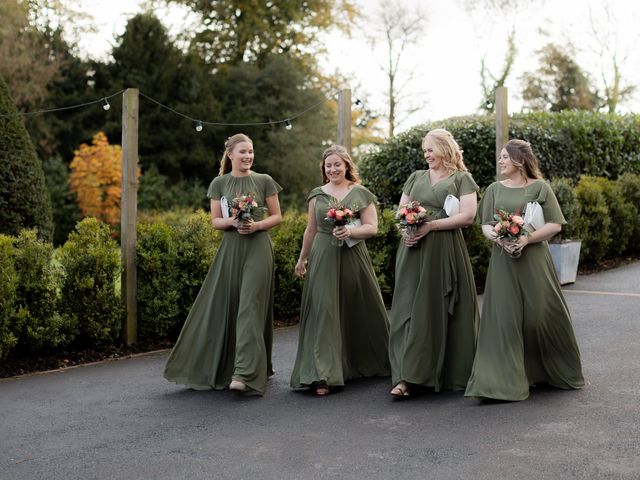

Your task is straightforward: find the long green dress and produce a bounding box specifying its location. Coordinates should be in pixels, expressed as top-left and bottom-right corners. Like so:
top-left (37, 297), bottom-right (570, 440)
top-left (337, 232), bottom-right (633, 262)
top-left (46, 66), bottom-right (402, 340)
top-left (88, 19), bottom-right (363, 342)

top-left (290, 185), bottom-right (391, 388)
top-left (389, 170), bottom-right (480, 391)
top-left (164, 171), bottom-right (282, 395)
top-left (464, 180), bottom-right (584, 401)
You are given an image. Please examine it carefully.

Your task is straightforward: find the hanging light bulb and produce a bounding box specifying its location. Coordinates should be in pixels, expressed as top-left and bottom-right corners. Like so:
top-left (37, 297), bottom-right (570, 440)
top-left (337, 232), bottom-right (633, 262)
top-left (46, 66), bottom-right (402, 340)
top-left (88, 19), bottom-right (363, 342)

top-left (354, 97), bottom-right (362, 106)
top-left (285, 119), bottom-right (293, 130)
top-left (195, 120), bottom-right (203, 132)
top-left (102, 98), bottom-right (110, 111)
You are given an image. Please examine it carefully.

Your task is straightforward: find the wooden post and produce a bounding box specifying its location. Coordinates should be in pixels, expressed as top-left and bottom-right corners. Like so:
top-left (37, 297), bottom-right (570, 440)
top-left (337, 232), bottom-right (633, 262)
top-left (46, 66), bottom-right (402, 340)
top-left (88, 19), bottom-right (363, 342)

top-left (337, 88), bottom-right (352, 153)
top-left (495, 86), bottom-right (509, 180)
top-left (121, 88), bottom-right (139, 345)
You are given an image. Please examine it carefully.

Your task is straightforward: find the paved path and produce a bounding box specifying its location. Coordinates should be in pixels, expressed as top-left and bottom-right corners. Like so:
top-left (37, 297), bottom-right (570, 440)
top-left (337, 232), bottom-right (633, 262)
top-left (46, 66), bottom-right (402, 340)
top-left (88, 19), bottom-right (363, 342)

top-left (1, 262), bottom-right (639, 480)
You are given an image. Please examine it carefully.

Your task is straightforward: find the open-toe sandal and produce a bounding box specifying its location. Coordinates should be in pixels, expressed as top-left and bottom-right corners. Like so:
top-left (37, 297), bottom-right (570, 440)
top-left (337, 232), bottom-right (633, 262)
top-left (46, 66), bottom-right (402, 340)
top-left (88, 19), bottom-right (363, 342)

top-left (390, 382), bottom-right (410, 398)
top-left (314, 385), bottom-right (330, 397)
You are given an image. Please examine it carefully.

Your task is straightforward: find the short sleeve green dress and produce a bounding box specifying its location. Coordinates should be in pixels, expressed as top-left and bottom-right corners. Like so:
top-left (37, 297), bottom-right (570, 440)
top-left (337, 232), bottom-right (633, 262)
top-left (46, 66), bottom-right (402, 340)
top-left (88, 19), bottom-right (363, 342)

top-left (290, 184), bottom-right (391, 389)
top-left (164, 171), bottom-right (282, 395)
top-left (389, 170), bottom-right (480, 391)
top-left (464, 180), bottom-right (584, 401)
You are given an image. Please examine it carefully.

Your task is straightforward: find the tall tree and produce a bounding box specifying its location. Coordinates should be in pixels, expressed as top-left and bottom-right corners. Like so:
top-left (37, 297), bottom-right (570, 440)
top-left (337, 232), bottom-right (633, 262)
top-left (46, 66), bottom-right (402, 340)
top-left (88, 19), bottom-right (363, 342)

top-left (168, 0), bottom-right (357, 66)
top-left (364, 0), bottom-right (427, 138)
top-left (0, 74), bottom-right (53, 240)
top-left (521, 43), bottom-right (600, 112)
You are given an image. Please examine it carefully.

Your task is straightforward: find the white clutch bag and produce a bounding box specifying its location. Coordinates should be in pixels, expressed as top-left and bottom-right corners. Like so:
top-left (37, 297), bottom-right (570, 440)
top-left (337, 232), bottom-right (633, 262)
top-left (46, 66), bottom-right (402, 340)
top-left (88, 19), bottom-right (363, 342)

top-left (220, 196), bottom-right (230, 218)
top-left (524, 201), bottom-right (545, 230)
top-left (443, 194), bottom-right (460, 217)
top-left (345, 218), bottom-right (363, 248)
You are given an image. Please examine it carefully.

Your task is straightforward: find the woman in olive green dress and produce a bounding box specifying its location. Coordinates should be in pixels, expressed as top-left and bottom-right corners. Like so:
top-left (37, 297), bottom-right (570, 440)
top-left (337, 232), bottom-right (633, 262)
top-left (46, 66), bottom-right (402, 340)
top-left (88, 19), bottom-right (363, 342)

top-left (164, 133), bottom-right (282, 395)
top-left (465, 139), bottom-right (584, 401)
top-left (389, 128), bottom-right (480, 397)
top-left (291, 145), bottom-right (390, 396)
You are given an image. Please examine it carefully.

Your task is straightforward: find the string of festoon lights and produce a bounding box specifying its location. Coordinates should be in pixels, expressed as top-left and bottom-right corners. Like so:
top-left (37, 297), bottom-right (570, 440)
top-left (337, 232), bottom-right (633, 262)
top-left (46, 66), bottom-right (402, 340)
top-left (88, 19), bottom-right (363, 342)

top-left (0, 88), bottom-right (374, 132)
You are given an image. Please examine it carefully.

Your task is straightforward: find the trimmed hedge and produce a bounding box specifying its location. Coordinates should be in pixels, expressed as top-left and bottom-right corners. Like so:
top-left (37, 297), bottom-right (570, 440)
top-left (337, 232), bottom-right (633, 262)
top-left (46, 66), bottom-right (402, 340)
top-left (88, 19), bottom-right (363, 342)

top-left (360, 112), bottom-right (640, 208)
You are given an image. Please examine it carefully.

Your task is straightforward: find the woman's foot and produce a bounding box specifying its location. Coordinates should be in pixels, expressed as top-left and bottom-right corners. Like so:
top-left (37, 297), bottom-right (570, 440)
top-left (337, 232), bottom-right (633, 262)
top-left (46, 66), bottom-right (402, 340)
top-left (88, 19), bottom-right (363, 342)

top-left (229, 379), bottom-right (247, 392)
top-left (314, 385), bottom-right (330, 397)
top-left (390, 382), bottom-right (410, 398)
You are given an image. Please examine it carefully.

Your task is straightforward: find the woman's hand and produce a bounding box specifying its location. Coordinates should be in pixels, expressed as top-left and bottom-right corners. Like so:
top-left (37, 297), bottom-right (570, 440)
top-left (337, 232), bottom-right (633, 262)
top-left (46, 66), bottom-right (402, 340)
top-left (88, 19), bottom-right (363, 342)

top-left (332, 225), bottom-right (352, 241)
top-left (237, 219), bottom-right (260, 235)
top-left (511, 235), bottom-right (529, 255)
top-left (294, 258), bottom-right (307, 278)
top-left (403, 221), bottom-right (430, 247)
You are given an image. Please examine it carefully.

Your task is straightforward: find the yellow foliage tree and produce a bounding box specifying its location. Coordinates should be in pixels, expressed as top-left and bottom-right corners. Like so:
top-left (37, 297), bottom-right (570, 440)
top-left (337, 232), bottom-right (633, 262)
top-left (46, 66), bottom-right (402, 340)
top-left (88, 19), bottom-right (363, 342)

top-left (69, 132), bottom-right (138, 226)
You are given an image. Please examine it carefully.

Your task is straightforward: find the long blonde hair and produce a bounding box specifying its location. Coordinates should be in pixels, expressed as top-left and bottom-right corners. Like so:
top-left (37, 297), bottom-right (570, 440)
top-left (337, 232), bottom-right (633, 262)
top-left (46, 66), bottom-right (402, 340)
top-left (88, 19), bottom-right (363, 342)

top-left (320, 145), bottom-right (360, 184)
top-left (218, 133), bottom-right (253, 176)
top-left (504, 139), bottom-right (543, 179)
top-left (422, 128), bottom-right (467, 172)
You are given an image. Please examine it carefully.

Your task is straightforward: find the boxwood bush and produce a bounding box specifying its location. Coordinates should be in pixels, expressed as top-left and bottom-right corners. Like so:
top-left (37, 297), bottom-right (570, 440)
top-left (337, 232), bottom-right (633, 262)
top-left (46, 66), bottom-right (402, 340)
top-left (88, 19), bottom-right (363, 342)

top-left (58, 218), bottom-right (122, 346)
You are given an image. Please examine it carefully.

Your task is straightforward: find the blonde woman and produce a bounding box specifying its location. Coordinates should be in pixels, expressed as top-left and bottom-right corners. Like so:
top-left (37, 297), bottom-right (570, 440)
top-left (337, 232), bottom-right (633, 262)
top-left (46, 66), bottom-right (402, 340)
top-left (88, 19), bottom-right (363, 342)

top-left (389, 128), bottom-right (480, 398)
top-left (291, 145), bottom-right (390, 396)
top-left (164, 133), bottom-right (282, 395)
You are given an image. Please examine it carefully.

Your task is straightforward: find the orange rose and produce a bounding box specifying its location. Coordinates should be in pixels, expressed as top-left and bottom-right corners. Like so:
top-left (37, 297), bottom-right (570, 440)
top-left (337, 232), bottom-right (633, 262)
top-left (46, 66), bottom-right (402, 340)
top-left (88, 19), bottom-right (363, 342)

top-left (405, 212), bottom-right (416, 224)
top-left (509, 225), bottom-right (520, 235)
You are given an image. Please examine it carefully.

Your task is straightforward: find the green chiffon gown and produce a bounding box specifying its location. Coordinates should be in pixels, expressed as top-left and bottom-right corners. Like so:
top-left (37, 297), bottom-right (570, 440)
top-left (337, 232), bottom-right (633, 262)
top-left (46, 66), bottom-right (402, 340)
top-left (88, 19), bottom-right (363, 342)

top-left (290, 185), bottom-right (391, 389)
top-left (464, 180), bottom-right (584, 401)
top-left (389, 170), bottom-right (480, 391)
top-left (164, 172), bottom-right (282, 395)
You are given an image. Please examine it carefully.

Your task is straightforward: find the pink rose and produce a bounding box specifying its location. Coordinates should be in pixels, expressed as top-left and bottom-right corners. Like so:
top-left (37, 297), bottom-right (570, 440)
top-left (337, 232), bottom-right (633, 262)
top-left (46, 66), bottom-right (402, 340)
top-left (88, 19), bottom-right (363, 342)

top-left (327, 208), bottom-right (336, 218)
top-left (512, 215), bottom-right (524, 225)
top-left (405, 212), bottom-right (416, 224)
top-left (494, 223), bottom-right (502, 233)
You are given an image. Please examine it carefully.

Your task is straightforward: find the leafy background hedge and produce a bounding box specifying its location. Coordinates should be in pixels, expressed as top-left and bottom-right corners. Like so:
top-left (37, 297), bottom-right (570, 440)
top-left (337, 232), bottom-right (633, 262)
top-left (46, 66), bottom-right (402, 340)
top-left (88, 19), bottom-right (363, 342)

top-left (359, 112), bottom-right (640, 207)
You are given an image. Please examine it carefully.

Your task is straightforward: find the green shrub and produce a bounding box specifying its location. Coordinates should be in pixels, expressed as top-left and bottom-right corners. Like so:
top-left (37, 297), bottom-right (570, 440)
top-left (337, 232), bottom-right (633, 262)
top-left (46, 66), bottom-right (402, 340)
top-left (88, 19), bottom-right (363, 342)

top-left (574, 176), bottom-right (611, 263)
top-left (617, 173), bottom-right (640, 254)
top-left (462, 223), bottom-right (491, 293)
top-left (271, 210), bottom-right (307, 321)
top-left (0, 235), bottom-right (19, 359)
top-left (592, 177), bottom-right (636, 257)
top-left (136, 222), bottom-right (181, 339)
top-left (549, 178), bottom-right (583, 241)
top-left (359, 112), bottom-right (640, 208)
top-left (58, 218), bottom-right (122, 345)
top-left (367, 208), bottom-right (400, 305)
top-left (12, 230), bottom-right (72, 353)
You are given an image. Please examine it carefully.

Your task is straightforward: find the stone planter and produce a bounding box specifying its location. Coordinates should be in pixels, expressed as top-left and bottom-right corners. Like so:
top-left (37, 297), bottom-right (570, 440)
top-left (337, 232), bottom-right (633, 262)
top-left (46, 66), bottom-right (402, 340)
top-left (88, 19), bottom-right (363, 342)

top-left (549, 240), bottom-right (582, 285)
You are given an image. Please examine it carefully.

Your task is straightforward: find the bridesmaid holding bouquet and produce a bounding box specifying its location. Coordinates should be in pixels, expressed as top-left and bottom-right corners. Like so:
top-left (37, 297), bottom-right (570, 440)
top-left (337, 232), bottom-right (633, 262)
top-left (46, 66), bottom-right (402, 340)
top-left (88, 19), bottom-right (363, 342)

top-left (164, 133), bottom-right (282, 395)
top-left (291, 145), bottom-right (390, 396)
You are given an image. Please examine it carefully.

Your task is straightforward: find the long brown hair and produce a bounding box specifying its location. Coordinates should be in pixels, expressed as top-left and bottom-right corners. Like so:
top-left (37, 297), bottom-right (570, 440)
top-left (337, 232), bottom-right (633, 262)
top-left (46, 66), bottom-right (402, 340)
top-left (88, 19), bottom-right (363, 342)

top-left (422, 128), bottom-right (468, 172)
top-left (320, 145), bottom-right (360, 184)
top-left (218, 133), bottom-right (253, 176)
top-left (504, 139), bottom-right (543, 179)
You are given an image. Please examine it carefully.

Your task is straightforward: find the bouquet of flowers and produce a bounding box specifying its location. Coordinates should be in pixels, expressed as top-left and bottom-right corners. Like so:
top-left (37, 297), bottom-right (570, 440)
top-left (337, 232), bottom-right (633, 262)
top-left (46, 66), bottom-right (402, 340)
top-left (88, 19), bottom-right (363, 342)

top-left (325, 200), bottom-right (357, 246)
top-left (395, 201), bottom-right (431, 237)
top-left (493, 209), bottom-right (527, 258)
top-left (230, 194), bottom-right (267, 223)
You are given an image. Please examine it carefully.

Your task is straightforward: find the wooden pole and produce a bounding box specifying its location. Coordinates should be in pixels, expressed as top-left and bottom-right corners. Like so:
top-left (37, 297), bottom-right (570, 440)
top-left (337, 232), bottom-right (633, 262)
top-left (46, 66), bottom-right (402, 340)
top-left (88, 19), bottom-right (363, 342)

top-left (495, 86), bottom-right (509, 180)
top-left (120, 88), bottom-right (139, 345)
top-left (337, 88), bottom-right (352, 153)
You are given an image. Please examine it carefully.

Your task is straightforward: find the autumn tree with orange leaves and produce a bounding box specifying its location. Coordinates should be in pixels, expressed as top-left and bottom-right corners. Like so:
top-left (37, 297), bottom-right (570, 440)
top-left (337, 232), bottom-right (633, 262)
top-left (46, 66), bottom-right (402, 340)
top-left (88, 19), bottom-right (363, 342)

top-left (69, 132), bottom-right (139, 226)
